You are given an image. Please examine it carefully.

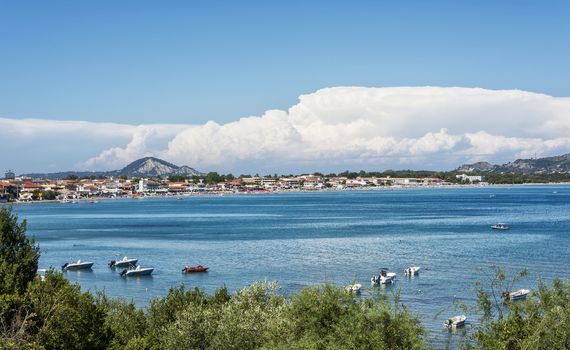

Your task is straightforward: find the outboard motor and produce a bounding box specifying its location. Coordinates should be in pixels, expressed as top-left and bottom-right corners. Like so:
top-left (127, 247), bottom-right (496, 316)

top-left (61, 263), bottom-right (68, 270)
top-left (120, 269), bottom-right (127, 276)
top-left (109, 260), bottom-right (116, 268)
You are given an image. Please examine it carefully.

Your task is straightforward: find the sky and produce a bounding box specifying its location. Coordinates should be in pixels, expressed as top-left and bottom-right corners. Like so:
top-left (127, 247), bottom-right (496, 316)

top-left (1, 0), bottom-right (570, 174)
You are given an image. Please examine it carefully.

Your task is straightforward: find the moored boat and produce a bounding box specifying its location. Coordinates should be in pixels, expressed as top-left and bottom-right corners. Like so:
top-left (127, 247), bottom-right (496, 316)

top-left (371, 269), bottom-right (397, 285)
top-left (504, 289), bottom-right (530, 301)
top-left (404, 266), bottom-right (420, 276)
top-left (443, 315), bottom-right (466, 328)
top-left (345, 283), bottom-right (362, 294)
top-left (62, 259), bottom-right (94, 271)
top-left (120, 265), bottom-right (154, 277)
top-left (109, 256), bottom-right (138, 268)
top-left (491, 223), bottom-right (510, 230)
top-left (182, 265), bottom-right (209, 273)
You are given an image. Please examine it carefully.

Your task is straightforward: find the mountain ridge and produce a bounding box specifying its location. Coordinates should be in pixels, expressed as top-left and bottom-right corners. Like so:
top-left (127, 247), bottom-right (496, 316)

top-left (457, 154), bottom-right (570, 174)
top-left (21, 157), bottom-right (204, 179)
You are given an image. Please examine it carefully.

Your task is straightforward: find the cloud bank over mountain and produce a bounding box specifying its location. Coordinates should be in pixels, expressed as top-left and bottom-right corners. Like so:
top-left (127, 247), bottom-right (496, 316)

top-left (2, 86), bottom-right (570, 174)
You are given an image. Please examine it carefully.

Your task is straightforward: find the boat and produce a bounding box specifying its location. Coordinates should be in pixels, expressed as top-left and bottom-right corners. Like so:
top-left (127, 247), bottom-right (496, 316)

top-left (345, 283), bottom-right (362, 294)
top-left (404, 266), bottom-right (420, 276)
top-left (182, 265), bottom-right (209, 273)
top-left (443, 315), bottom-right (466, 328)
top-left (371, 269), bottom-right (397, 285)
top-left (491, 223), bottom-right (510, 230)
top-left (120, 265), bottom-right (154, 277)
top-left (503, 289), bottom-right (530, 301)
top-left (62, 259), bottom-right (94, 271)
top-left (109, 256), bottom-right (138, 268)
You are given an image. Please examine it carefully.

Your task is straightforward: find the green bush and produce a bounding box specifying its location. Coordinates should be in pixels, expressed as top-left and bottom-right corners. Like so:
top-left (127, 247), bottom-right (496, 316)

top-left (466, 267), bottom-right (570, 350)
top-left (0, 207), bottom-right (39, 295)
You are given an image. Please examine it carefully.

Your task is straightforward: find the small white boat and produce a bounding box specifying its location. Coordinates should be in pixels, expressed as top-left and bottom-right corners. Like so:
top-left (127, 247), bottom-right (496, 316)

top-left (371, 270), bottom-right (397, 285)
top-left (505, 289), bottom-right (530, 301)
top-left (404, 266), bottom-right (420, 276)
top-left (109, 256), bottom-right (138, 268)
top-left (120, 265), bottom-right (154, 277)
top-left (491, 223), bottom-right (510, 230)
top-left (345, 283), bottom-right (362, 294)
top-left (443, 315), bottom-right (466, 328)
top-left (62, 259), bottom-right (94, 271)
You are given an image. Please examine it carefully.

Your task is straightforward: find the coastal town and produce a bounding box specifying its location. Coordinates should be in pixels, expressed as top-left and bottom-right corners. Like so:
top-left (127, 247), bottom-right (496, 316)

top-left (0, 168), bottom-right (486, 203)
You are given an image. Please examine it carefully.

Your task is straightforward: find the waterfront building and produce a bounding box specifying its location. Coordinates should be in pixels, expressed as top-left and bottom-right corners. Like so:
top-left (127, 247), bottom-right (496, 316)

top-left (456, 174), bottom-right (485, 182)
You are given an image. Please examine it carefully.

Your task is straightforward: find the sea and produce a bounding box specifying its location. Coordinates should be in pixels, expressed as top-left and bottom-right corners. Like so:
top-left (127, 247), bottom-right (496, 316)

top-left (9, 185), bottom-right (570, 348)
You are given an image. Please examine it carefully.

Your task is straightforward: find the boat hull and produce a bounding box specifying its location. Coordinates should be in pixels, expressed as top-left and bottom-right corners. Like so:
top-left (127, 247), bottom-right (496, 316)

top-left (123, 268), bottom-right (154, 276)
top-left (509, 289), bottom-right (530, 301)
top-left (345, 284), bottom-right (362, 293)
top-left (64, 262), bottom-right (94, 270)
top-left (112, 260), bottom-right (138, 268)
top-left (183, 266), bottom-right (209, 273)
top-left (405, 267), bottom-right (420, 276)
top-left (444, 315), bottom-right (466, 328)
top-left (371, 272), bottom-right (397, 285)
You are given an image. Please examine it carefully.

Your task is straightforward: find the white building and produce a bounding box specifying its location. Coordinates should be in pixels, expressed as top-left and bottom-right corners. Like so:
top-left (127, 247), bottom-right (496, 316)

top-left (456, 174), bottom-right (484, 182)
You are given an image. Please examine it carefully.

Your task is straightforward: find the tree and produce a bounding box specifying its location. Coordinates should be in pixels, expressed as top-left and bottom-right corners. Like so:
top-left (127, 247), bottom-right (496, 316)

top-left (25, 271), bottom-right (110, 350)
top-left (0, 208), bottom-right (40, 295)
top-left (463, 266), bottom-right (570, 350)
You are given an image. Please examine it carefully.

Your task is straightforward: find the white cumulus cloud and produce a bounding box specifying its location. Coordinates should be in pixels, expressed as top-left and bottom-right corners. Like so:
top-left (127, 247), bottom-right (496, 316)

top-left (2, 86), bottom-right (570, 174)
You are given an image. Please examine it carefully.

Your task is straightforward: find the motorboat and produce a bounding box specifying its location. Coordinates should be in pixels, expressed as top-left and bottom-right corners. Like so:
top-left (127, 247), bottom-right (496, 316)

top-left (345, 283), bottom-right (362, 294)
top-left (443, 315), bottom-right (466, 328)
top-left (371, 269), bottom-right (397, 285)
top-left (62, 259), bottom-right (94, 271)
top-left (182, 265), bottom-right (209, 273)
top-left (109, 256), bottom-right (138, 268)
top-left (491, 223), bottom-right (510, 230)
top-left (503, 289), bottom-right (530, 301)
top-left (120, 265), bottom-right (154, 277)
top-left (404, 266), bottom-right (420, 276)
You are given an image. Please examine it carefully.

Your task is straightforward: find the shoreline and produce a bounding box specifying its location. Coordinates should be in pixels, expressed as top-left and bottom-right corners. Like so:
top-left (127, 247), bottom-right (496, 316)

top-left (3, 182), bottom-right (568, 206)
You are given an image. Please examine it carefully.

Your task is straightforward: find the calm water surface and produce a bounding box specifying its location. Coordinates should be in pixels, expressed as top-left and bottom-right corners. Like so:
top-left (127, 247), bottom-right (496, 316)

top-left (10, 185), bottom-right (570, 347)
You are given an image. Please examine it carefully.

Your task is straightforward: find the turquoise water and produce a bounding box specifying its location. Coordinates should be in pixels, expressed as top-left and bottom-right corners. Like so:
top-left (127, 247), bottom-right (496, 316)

top-left (10, 185), bottom-right (570, 347)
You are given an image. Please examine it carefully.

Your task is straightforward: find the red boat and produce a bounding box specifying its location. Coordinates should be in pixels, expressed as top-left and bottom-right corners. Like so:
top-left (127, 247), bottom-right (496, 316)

top-left (182, 265), bottom-right (209, 273)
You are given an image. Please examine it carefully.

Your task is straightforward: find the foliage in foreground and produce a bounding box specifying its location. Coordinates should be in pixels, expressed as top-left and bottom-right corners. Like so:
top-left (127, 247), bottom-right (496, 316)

top-left (464, 266), bottom-right (570, 350)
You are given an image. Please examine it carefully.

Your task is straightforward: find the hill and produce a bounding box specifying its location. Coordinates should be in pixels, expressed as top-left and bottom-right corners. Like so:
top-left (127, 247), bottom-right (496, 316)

top-left (21, 157), bottom-right (203, 179)
top-left (457, 154), bottom-right (570, 174)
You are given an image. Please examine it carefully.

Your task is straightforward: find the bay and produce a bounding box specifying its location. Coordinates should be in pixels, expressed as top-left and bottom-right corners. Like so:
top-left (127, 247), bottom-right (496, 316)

top-left (10, 185), bottom-right (570, 347)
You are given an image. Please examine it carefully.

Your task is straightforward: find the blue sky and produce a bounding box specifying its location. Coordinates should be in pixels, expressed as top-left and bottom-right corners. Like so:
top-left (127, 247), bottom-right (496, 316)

top-left (1, 1), bottom-right (570, 173)
top-left (2, 0), bottom-right (569, 124)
